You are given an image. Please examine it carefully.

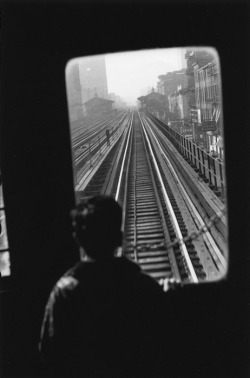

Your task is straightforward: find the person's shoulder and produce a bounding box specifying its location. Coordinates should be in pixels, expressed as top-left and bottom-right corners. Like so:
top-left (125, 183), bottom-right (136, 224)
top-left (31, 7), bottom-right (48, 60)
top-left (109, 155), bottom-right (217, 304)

top-left (57, 276), bottom-right (79, 291)
top-left (119, 257), bottom-right (164, 294)
top-left (51, 275), bottom-right (79, 302)
top-left (138, 270), bottom-right (164, 293)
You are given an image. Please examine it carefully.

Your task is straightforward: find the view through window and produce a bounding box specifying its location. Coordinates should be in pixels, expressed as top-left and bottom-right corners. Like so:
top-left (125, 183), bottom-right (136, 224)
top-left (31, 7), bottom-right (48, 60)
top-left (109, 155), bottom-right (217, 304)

top-left (0, 172), bottom-right (10, 277)
top-left (65, 47), bottom-right (227, 287)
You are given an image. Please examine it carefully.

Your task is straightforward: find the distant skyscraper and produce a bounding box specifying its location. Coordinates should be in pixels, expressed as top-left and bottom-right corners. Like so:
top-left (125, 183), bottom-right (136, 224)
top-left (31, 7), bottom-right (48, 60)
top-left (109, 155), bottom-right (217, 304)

top-left (79, 56), bottom-right (109, 103)
top-left (66, 62), bottom-right (83, 123)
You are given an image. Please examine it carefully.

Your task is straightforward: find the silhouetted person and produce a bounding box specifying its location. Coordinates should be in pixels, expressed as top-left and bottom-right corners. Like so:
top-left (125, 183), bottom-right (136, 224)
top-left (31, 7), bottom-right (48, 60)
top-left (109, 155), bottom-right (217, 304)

top-left (106, 129), bottom-right (110, 146)
top-left (39, 196), bottom-right (166, 377)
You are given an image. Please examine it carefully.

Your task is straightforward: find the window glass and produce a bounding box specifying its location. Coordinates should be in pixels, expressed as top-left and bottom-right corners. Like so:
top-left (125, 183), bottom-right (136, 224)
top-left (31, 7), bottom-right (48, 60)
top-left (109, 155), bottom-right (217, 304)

top-left (65, 47), bottom-right (227, 286)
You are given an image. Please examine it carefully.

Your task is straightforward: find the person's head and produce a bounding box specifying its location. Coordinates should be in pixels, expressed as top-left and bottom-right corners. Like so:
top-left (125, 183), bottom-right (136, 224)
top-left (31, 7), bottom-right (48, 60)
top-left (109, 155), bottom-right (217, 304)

top-left (71, 195), bottom-right (122, 260)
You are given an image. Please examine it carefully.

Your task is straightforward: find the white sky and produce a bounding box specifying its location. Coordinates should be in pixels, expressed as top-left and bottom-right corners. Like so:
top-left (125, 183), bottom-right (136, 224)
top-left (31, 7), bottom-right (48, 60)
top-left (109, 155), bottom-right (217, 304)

top-left (105, 48), bottom-right (183, 106)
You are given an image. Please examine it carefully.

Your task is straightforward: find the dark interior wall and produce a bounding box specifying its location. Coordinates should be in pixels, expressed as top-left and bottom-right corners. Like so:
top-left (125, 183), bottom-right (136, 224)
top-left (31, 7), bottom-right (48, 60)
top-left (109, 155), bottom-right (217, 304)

top-left (0, 1), bottom-right (249, 377)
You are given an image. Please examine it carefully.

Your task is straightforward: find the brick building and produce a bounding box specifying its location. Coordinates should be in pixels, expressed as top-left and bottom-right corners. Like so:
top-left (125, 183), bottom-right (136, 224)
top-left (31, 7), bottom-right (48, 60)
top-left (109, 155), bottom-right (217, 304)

top-left (137, 90), bottom-right (169, 119)
top-left (83, 96), bottom-right (114, 120)
top-left (194, 60), bottom-right (221, 152)
top-left (185, 49), bottom-right (222, 152)
top-left (168, 86), bottom-right (193, 120)
top-left (157, 69), bottom-right (188, 101)
top-left (157, 67), bottom-right (194, 134)
top-left (194, 60), bottom-right (220, 124)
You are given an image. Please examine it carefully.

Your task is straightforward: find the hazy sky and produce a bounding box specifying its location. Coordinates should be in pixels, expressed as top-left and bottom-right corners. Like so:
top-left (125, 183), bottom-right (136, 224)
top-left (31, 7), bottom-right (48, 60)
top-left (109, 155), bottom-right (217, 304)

top-left (105, 48), bottom-right (184, 106)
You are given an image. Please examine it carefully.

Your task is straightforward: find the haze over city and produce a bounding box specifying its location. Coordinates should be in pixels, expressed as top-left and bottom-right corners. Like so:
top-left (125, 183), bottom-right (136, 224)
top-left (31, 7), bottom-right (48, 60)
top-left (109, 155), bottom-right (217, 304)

top-left (105, 48), bottom-right (184, 106)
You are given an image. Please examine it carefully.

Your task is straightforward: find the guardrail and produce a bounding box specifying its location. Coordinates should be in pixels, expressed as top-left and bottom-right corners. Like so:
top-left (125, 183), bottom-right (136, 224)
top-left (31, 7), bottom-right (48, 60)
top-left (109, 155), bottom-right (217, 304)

top-left (74, 114), bottom-right (128, 184)
top-left (146, 112), bottom-right (225, 201)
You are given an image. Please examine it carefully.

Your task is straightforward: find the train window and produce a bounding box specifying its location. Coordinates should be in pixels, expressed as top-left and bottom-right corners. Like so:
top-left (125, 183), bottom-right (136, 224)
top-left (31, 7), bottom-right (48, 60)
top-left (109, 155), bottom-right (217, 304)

top-left (65, 47), bottom-right (228, 287)
top-left (0, 173), bottom-right (11, 277)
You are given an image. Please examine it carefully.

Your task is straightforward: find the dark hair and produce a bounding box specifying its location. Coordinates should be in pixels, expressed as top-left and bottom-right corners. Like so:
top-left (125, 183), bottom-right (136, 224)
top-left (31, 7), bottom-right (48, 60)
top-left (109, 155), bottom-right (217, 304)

top-left (71, 196), bottom-right (122, 259)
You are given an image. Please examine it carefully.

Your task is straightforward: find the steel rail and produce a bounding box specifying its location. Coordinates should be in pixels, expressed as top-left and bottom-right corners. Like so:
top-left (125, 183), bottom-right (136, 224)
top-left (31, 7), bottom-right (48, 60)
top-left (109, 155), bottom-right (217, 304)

top-left (115, 113), bottom-right (134, 258)
top-left (143, 114), bottom-right (227, 273)
top-left (115, 112), bottom-right (134, 201)
top-left (75, 117), bottom-right (131, 193)
top-left (75, 117), bottom-right (126, 166)
top-left (138, 112), bottom-right (199, 284)
top-left (72, 112), bottom-right (127, 150)
top-left (115, 112), bottom-right (174, 280)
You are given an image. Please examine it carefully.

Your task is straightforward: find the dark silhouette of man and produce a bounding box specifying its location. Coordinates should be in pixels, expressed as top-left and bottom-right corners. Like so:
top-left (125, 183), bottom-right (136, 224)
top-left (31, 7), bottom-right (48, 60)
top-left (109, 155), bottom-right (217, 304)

top-left (106, 129), bottom-right (110, 146)
top-left (39, 196), bottom-right (166, 377)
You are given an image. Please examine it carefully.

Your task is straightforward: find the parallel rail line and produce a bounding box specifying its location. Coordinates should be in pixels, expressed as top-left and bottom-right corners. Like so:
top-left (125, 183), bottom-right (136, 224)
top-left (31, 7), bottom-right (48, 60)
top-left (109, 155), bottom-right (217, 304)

top-left (77, 110), bottom-right (226, 285)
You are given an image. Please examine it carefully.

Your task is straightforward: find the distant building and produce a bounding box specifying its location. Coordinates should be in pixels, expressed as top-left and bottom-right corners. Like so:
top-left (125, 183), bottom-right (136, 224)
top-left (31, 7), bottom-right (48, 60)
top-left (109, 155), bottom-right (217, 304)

top-left (167, 86), bottom-right (193, 137)
top-left (185, 49), bottom-right (214, 88)
top-left (194, 60), bottom-right (220, 124)
top-left (83, 95), bottom-right (114, 120)
top-left (108, 93), bottom-right (127, 109)
top-left (194, 60), bottom-right (221, 151)
top-left (66, 63), bottom-right (83, 123)
top-left (137, 89), bottom-right (175, 122)
top-left (168, 87), bottom-right (190, 120)
top-left (79, 56), bottom-right (109, 103)
top-left (138, 90), bottom-right (167, 112)
top-left (185, 49), bottom-right (222, 152)
top-left (157, 69), bottom-right (188, 100)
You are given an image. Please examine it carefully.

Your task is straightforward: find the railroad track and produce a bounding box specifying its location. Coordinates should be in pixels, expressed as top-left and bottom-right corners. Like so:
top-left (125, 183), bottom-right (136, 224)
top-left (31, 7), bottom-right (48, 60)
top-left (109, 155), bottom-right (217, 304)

top-left (77, 110), bottom-right (226, 285)
top-left (74, 114), bottom-right (128, 172)
top-left (72, 111), bottom-right (127, 152)
top-left (119, 114), bottom-right (176, 281)
top-left (78, 114), bottom-right (132, 200)
top-left (115, 112), bottom-right (207, 284)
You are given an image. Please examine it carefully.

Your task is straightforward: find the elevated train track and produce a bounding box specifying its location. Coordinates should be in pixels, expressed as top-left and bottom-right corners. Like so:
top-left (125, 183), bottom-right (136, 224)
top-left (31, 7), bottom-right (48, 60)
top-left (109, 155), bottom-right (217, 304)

top-left (72, 110), bottom-right (127, 152)
top-left (76, 110), bottom-right (227, 286)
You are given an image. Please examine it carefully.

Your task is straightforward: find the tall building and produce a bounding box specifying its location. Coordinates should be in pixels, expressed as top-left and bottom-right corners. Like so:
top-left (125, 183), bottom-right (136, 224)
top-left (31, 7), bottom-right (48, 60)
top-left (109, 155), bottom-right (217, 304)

top-left (194, 60), bottom-right (220, 124)
top-left (66, 62), bottom-right (83, 123)
top-left (79, 56), bottom-right (109, 103)
top-left (168, 88), bottom-right (191, 120)
top-left (185, 49), bottom-right (221, 151)
top-left (157, 69), bottom-right (188, 98)
top-left (194, 60), bottom-right (222, 151)
top-left (185, 49), bottom-right (214, 90)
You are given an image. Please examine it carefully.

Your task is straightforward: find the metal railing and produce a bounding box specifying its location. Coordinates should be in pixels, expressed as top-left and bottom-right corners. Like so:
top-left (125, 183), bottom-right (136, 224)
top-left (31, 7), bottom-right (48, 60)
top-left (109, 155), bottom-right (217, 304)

top-left (146, 112), bottom-right (225, 200)
top-left (74, 115), bottom-right (128, 185)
